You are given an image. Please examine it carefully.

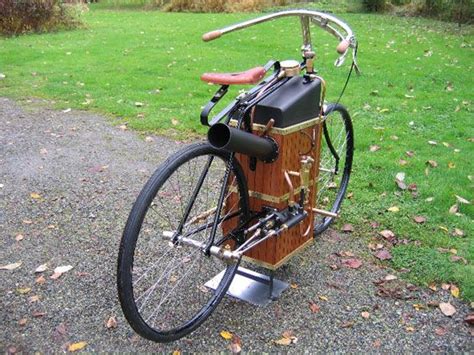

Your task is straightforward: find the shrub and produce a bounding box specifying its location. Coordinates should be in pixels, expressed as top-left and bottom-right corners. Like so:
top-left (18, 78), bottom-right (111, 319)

top-left (163, 0), bottom-right (288, 13)
top-left (362, 0), bottom-right (386, 12)
top-left (0, 0), bottom-right (84, 36)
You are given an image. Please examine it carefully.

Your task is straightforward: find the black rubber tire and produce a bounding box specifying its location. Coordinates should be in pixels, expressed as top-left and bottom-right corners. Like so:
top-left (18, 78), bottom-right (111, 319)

top-left (117, 142), bottom-right (249, 343)
top-left (314, 103), bottom-right (354, 236)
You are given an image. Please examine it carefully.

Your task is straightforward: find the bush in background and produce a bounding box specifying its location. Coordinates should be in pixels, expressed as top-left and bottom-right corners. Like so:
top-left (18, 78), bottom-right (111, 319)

top-left (163, 0), bottom-right (289, 13)
top-left (0, 0), bottom-right (84, 36)
top-left (362, 0), bottom-right (386, 11)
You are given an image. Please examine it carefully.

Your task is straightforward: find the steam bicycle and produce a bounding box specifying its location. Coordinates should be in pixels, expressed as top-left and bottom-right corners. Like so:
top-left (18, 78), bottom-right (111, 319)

top-left (117, 9), bottom-right (359, 343)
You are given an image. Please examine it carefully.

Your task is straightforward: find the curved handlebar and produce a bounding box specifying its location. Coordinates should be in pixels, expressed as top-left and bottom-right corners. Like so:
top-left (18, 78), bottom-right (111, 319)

top-left (202, 9), bottom-right (357, 67)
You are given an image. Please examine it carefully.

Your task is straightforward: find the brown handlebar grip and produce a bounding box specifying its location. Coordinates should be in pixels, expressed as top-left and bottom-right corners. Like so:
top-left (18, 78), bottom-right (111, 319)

top-left (336, 39), bottom-right (350, 54)
top-left (202, 30), bottom-right (222, 42)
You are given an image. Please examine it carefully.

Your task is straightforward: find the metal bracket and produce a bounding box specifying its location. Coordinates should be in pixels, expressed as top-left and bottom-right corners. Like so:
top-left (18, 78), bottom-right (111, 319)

top-left (205, 267), bottom-right (289, 306)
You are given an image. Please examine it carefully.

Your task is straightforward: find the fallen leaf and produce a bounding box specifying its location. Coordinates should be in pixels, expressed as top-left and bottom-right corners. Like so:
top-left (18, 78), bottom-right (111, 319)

top-left (56, 323), bottom-right (68, 336)
top-left (374, 249), bottom-right (392, 261)
top-left (229, 342), bottom-right (241, 354)
top-left (134, 102), bottom-right (144, 107)
top-left (30, 192), bottom-right (41, 199)
top-left (0, 262), bottom-right (22, 270)
top-left (455, 195), bottom-right (471, 204)
top-left (35, 263), bottom-right (48, 273)
top-left (399, 159), bottom-right (408, 166)
top-left (29, 295), bottom-right (40, 303)
top-left (448, 204), bottom-right (458, 214)
top-left (379, 108), bottom-right (389, 113)
top-left (448, 162), bottom-right (455, 169)
top-left (32, 311), bottom-right (46, 318)
top-left (395, 172), bottom-right (405, 181)
top-left (406, 326), bottom-right (415, 332)
top-left (309, 301), bottom-right (320, 313)
top-left (413, 216), bottom-right (426, 224)
top-left (171, 118), bottom-right (179, 126)
top-left (428, 140), bottom-right (438, 145)
top-left (342, 258), bottom-right (362, 269)
top-left (425, 197), bottom-right (434, 202)
top-left (290, 283), bottom-right (298, 289)
top-left (341, 224), bottom-right (354, 232)
top-left (464, 313), bottom-right (474, 326)
top-left (372, 339), bottom-right (382, 348)
top-left (36, 275), bottom-right (46, 284)
top-left (220, 330), bottom-right (233, 340)
top-left (439, 302), bottom-right (456, 316)
top-left (340, 321), bottom-right (354, 328)
top-left (385, 274), bottom-right (397, 281)
top-left (18, 318), bottom-right (27, 326)
top-left (369, 145), bottom-right (381, 152)
top-left (318, 295), bottom-right (329, 301)
top-left (274, 337), bottom-right (292, 346)
top-left (452, 228), bottom-right (464, 237)
top-left (450, 285), bottom-right (460, 298)
top-left (106, 316), bottom-right (118, 329)
top-left (172, 350), bottom-right (181, 355)
top-left (15, 234), bottom-right (24, 241)
top-left (361, 311), bottom-right (370, 319)
top-left (379, 230), bottom-right (395, 239)
top-left (17, 287), bottom-right (31, 295)
top-left (435, 327), bottom-right (448, 336)
top-left (51, 265), bottom-right (73, 279)
top-left (428, 283), bottom-right (437, 291)
top-left (387, 206), bottom-right (399, 213)
top-left (145, 136), bottom-right (154, 143)
top-left (406, 150), bottom-right (415, 157)
top-left (426, 160), bottom-right (438, 168)
top-left (413, 303), bottom-right (426, 311)
top-left (441, 283), bottom-right (451, 290)
top-left (68, 342), bottom-right (87, 352)
top-left (395, 179), bottom-right (407, 190)
top-left (118, 124), bottom-right (127, 131)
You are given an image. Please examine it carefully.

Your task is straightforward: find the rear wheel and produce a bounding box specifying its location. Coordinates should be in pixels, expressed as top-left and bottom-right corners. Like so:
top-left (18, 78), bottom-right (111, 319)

top-left (314, 103), bottom-right (354, 235)
top-left (117, 142), bottom-right (249, 342)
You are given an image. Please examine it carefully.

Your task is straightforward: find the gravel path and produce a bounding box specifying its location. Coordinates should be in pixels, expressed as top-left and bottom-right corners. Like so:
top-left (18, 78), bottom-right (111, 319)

top-left (1, 97), bottom-right (472, 353)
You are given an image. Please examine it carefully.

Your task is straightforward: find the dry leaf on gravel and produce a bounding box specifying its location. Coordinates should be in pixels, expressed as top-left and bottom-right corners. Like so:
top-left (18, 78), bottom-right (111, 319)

top-left (342, 258), bottom-right (362, 269)
top-left (318, 295), bottom-right (329, 301)
top-left (15, 234), bottom-right (24, 241)
top-left (106, 316), bottom-right (118, 329)
top-left (18, 318), bottom-right (27, 326)
top-left (35, 263), bottom-right (48, 273)
top-left (435, 327), bottom-right (448, 336)
top-left (439, 302), bottom-right (456, 316)
top-left (51, 265), bottom-right (73, 279)
top-left (274, 331), bottom-right (297, 346)
top-left (68, 342), bottom-right (87, 352)
top-left (374, 250), bottom-right (392, 260)
top-left (30, 192), bottom-right (41, 199)
top-left (0, 262), bottom-right (22, 270)
top-left (220, 330), bottom-right (233, 340)
top-left (361, 311), bottom-right (370, 319)
top-left (450, 285), bottom-right (460, 298)
top-left (464, 313), bottom-right (474, 326)
top-left (340, 321), bottom-right (354, 328)
top-left (309, 301), bottom-right (320, 313)
top-left (385, 274), bottom-right (397, 281)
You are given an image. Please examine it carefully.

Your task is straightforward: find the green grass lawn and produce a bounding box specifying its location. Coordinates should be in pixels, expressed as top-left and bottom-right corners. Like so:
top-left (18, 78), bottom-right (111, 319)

top-left (1, 7), bottom-right (473, 300)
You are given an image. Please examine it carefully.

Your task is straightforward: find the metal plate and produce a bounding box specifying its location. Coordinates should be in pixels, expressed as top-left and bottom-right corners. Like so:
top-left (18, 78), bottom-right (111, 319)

top-left (205, 267), bottom-right (289, 307)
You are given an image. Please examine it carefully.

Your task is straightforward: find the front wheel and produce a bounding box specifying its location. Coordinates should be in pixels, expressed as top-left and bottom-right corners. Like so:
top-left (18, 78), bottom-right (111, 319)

top-left (117, 142), bottom-right (249, 343)
top-left (314, 103), bottom-right (354, 235)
